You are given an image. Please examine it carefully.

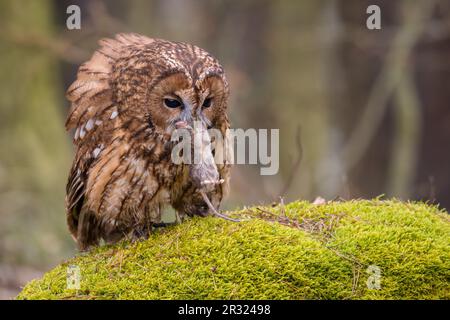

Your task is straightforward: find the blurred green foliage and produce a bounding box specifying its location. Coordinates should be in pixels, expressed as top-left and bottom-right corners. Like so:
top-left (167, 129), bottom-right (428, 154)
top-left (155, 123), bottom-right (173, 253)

top-left (0, 0), bottom-right (73, 268)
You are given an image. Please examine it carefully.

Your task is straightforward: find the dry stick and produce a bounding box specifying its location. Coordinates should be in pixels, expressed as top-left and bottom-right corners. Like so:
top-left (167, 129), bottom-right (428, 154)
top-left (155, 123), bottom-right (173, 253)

top-left (255, 207), bottom-right (292, 227)
top-left (200, 190), bottom-right (241, 222)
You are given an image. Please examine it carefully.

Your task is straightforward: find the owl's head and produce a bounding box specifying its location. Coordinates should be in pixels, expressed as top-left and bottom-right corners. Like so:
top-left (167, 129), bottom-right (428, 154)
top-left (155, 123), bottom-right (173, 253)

top-left (110, 38), bottom-right (230, 141)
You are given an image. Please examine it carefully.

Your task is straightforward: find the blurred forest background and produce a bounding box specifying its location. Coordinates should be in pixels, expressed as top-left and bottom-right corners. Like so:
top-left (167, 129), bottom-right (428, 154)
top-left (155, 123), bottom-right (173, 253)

top-left (1, 0), bottom-right (450, 299)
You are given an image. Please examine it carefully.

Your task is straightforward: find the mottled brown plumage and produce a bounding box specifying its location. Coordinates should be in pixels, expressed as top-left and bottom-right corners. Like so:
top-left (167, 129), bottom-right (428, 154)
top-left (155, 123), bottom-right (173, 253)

top-left (65, 33), bottom-right (231, 250)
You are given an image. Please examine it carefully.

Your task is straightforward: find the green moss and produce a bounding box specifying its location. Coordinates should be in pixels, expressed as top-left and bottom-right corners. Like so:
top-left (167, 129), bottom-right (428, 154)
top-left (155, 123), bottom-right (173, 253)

top-left (17, 199), bottom-right (450, 300)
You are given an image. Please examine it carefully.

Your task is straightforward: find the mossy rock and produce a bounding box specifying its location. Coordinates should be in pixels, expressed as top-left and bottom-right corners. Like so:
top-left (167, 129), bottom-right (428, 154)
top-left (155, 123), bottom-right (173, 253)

top-left (18, 199), bottom-right (450, 300)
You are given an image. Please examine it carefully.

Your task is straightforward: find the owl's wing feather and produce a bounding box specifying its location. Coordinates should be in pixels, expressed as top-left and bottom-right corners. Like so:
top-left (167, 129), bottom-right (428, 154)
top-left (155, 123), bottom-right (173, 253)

top-left (66, 150), bottom-right (92, 238)
top-left (65, 33), bottom-right (155, 245)
top-left (67, 170), bottom-right (84, 210)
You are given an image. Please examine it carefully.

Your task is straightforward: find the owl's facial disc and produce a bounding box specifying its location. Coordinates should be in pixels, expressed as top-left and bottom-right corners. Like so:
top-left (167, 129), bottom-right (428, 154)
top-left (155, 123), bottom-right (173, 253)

top-left (146, 72), bottom-right (227, 144)
top-left (146, 73), bottom-right (190, 134)
top-left (161, 87), bottom-right (211, 135)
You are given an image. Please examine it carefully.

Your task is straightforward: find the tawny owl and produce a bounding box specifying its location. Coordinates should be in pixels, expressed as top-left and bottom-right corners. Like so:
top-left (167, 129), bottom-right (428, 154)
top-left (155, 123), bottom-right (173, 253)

top-left (65, 33), bottom-right (231, 250)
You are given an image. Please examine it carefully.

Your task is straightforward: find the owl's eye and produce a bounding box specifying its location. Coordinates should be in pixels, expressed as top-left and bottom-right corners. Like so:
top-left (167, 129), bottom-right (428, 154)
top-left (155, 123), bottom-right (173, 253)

top-left (164, 98), bottom-right (182, 108)
top-left (202, 97), bottom-right (213, 108)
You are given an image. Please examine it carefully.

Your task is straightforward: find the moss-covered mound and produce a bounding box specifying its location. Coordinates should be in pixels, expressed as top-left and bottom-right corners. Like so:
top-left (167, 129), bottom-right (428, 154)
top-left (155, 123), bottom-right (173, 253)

top-left (18, 199), bottom-right (450, 300)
